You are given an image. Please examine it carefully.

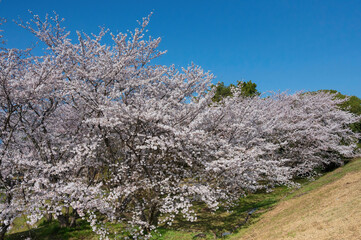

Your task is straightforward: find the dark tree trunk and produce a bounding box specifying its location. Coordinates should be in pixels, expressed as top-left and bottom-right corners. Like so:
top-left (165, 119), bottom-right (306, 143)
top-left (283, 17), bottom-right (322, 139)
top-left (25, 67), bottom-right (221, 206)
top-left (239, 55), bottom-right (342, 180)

top-left (44, 212), bottom-right (53, 223)
top-left (58, 214), bottom-right (69, 228)
top-left (149, 205), bottom-right (160, 227)
top-left (58, 208), bottom-right (79, 228)
top-left (141, 203), bottom-right (160, 234)
top-left (0, 223), bottom-right (10, 240)
top-left (69, 211), bottom-right (79, 227)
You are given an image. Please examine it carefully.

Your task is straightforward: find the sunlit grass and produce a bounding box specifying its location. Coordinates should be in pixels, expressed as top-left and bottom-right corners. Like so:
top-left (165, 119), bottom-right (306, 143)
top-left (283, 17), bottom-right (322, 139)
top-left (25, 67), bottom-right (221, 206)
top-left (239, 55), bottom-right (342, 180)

top-left (286, 158), bottom-right (361, 200)
top-left (229, 158), bottom-right (361, 240)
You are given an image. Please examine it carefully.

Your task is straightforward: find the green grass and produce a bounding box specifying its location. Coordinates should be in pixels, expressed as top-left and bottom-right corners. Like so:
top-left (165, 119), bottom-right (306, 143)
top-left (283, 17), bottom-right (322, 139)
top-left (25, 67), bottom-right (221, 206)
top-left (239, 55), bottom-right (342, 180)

top-left (6, 158), bottom-right (361, 240)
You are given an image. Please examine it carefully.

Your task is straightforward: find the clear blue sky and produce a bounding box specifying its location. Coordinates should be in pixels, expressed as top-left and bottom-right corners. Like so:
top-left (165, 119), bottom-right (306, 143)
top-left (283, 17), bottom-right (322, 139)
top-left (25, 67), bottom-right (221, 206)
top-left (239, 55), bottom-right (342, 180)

top-left (1, 0), bottom-right (360, 97)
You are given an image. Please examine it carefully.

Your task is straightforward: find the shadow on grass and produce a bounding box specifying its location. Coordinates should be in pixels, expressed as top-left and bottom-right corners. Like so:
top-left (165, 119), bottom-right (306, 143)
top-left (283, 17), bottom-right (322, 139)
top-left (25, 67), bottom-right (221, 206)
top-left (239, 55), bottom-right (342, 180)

top-left (6, 187), bottom-right (289, 240)
top-left (158, 186), bottom-right (290, 238)
top-left (6, 159), bottom-right (361, 240)
top-left (5, 220), bottom-right (94, 240)
top-left (4, 186), bottom-right (296, 240)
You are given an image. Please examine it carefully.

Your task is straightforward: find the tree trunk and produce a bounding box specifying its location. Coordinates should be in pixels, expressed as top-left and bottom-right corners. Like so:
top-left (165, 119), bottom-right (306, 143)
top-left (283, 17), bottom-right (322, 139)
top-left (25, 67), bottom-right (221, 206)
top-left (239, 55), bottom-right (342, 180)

top-left (44, 212), bottom-right (53, 223)
top-left (69, 211), bottom-right (79, 227)
top-left (58, 206), bottom-right (70, 228)
top-left (142, 203), bottom-right (160, 234)
top-left (58, 208), bottom-right (79, 228)
top-left (149, 205), bottom-right (160, 227)
top-left (58, 214), bottom-right (69, 228)
top-left (0, 223), bottom-right (10, 240)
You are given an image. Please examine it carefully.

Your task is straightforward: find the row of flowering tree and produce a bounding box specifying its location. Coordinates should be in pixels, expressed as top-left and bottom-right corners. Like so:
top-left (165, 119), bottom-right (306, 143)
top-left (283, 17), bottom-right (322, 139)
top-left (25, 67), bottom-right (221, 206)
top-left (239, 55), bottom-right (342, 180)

top-left (0, 14), bottom-right (359, 239)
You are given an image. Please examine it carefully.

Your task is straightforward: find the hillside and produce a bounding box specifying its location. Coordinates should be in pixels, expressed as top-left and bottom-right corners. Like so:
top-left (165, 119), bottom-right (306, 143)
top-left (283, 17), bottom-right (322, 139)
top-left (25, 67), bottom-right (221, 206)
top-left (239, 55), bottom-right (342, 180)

top-left (233, 158), bottom-right (361, 240)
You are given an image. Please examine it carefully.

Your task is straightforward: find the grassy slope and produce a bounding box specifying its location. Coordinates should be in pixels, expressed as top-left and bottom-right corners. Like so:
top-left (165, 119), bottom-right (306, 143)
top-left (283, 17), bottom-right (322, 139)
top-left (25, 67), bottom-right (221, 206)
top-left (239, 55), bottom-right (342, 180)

top-left (231, 158), bottom-right (361, 240)
top-left (6, 158), bottom-right (361, 240)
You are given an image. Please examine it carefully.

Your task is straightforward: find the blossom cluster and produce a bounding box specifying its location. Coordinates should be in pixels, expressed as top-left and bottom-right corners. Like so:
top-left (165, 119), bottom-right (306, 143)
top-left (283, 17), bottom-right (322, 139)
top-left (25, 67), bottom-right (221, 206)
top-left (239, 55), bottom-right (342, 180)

top-left (0, 13), bottom-right (359, 239)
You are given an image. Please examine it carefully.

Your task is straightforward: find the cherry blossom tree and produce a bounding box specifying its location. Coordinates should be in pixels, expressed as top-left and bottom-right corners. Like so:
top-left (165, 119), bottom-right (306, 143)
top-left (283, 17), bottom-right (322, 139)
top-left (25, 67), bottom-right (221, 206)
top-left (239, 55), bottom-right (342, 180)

top-left (202, 88), bottom-right (360, 196)
top-left (0, 19), bottom-right (34, 237)
top-left (0, 13), bottom-right (359, 240)
top-left (0, 13), bottom-right (224, 239)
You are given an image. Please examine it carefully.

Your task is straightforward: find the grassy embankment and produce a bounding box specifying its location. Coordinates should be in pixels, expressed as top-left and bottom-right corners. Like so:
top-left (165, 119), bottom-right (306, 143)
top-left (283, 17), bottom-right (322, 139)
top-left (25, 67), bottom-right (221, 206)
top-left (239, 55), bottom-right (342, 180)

top-left (232, 157), bottom-right (361, 240)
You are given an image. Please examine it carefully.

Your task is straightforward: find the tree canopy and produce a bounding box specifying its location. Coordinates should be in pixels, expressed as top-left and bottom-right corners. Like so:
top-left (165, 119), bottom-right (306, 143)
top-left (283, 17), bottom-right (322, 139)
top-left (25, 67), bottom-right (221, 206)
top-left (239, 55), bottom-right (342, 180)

top-left (211, 80), bottom-right (260, 102)
top-left (0, 14), bottom-right (359, 240)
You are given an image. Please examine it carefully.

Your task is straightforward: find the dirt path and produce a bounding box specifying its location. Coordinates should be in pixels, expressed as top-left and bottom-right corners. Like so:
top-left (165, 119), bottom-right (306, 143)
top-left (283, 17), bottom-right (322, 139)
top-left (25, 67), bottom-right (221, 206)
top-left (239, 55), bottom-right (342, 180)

top-left (238, 171), bottom-right (361, 240)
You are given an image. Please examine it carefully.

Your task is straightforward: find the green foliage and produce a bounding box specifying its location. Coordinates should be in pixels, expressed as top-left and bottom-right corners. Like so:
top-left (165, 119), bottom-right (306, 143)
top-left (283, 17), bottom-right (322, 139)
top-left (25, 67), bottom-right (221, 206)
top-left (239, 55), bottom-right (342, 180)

top-left (211, 82), bottom-right (235, 103)
top-left (237, 80), bottom-right (260, 98)
top-left (211, 80), bottom-right (260, 102)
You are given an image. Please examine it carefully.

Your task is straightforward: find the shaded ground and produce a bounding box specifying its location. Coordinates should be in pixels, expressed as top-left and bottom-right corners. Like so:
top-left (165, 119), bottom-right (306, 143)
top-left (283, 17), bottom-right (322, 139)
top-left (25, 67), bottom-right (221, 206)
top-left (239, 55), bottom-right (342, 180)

top-left (6, 186), bottom-right (290, 240)
top-left (6, 158), bottom-right (361, 240)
